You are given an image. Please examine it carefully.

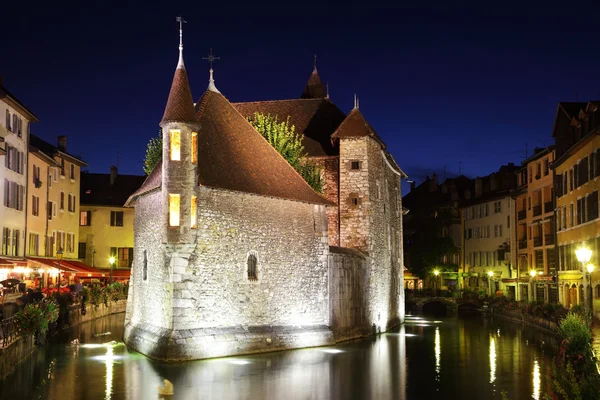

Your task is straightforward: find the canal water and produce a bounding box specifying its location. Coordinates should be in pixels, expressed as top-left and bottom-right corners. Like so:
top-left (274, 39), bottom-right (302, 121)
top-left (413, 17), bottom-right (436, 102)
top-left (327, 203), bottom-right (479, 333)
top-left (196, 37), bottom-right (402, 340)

top-left (0, 313), bottom-right (558, 400)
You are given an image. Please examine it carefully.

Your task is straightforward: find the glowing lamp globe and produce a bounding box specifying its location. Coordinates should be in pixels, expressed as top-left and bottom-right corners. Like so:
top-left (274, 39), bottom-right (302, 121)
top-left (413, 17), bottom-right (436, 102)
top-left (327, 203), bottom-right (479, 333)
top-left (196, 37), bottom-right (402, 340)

top-left (433, 270), bottom-right (440, 276)
top-left (487, 271), bottom-right (494, 277)
top-left (587, 264), bottom-right (595, 273)
top-left (109, 256), bottom-right (116, 265)
top-left (529, 270), bottom-right (537, 278)
top-left (576, 247), bottom-right (592, 264)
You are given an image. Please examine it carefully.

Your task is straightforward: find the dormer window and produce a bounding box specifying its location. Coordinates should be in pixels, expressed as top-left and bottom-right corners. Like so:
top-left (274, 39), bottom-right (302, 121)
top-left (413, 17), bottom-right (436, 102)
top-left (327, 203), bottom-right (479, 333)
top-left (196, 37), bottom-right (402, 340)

top-left (170, 130), bottom-right (181, 161)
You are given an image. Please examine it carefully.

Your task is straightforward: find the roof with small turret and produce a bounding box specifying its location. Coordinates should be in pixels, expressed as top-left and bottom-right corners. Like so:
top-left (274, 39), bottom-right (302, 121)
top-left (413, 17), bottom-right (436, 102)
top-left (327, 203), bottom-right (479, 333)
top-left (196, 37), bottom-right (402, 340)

top-left (300, 68), bottom-right (327, 99)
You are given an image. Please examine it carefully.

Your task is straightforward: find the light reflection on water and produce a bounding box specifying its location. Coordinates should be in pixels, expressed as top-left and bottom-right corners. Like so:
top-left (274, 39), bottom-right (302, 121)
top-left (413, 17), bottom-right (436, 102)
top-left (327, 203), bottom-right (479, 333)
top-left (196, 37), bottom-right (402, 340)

top-left (0, 314), bottom-right (558, 400)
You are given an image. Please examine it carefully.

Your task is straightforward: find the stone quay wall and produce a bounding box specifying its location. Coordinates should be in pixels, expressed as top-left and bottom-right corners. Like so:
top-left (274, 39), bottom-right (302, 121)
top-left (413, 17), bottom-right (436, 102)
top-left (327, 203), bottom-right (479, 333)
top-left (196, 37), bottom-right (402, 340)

top-left (0, 299), bottom-right (127, 381)
top-left (490, 307), bottom-right (559, 335)
top-left (328, 247), bottom-right (372, 340)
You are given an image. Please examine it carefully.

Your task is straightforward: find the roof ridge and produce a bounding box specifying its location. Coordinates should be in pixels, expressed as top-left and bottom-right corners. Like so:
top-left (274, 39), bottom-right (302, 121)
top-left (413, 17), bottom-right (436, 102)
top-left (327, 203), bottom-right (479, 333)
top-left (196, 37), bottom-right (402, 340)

top-left (232, 98), bottom-right (325, 105)
top-left (221, 92), bottom-right (333, 203)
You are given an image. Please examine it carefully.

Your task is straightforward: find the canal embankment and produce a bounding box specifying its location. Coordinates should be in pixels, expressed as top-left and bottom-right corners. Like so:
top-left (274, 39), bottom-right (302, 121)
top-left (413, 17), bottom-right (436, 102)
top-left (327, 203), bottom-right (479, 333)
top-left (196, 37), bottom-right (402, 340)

top-left (0, 299), bottom-right (126, 380)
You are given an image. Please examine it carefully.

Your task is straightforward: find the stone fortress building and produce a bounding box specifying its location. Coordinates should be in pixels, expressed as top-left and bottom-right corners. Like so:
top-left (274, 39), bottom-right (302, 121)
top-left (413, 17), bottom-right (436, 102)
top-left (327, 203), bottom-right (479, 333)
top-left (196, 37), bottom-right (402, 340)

top-left (123, 27), bottom-right (406, 361)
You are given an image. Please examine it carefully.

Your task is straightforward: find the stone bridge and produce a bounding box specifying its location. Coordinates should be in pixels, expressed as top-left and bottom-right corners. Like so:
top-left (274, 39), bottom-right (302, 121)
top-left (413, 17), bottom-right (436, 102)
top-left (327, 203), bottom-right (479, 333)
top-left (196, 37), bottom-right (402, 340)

top-left (406, 297), bottom-right (483, 316)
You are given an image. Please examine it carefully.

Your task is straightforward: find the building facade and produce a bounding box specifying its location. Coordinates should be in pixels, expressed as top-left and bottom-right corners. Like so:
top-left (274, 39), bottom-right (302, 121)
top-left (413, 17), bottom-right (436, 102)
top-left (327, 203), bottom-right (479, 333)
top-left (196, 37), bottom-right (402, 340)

top-left (553, 101), bottom-right (600, 315)
top-left (514, 146), bottom-right (557, 303)
top-left (27, 135), bottom-right (86, 260)
top-left (124, 36), bottom-right (405, 361)
top-left (0, 77), bottom-right (38, 261)
top-left (461, 165), bottom-right (518, 296)
top-left (79, 167), bottom-right (145, 270)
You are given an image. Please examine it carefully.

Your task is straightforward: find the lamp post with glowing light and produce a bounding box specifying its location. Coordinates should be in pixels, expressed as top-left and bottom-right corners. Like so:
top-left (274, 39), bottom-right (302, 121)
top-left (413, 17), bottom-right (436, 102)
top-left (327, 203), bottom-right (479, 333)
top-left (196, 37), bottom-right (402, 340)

top-left (109, 256), bottom-right (115, 283)
top-left (56, 248), bottom-right (63, 291)
top-left (433, 269), bottom-right (440, 294)
top-left (575, 247), bottom-right (592, 316)
top-left (529, 269), bottom-right (537, 302)
top-left (487, 271), bottom-right (494, 297)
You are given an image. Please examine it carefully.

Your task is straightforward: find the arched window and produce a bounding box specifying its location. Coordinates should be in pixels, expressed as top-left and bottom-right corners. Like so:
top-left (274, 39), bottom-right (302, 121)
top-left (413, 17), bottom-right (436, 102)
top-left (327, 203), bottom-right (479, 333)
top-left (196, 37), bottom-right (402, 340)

top-left (247, 253), bottom-right (257, 281)
top-left (143, 250), bottom-right (148, 281)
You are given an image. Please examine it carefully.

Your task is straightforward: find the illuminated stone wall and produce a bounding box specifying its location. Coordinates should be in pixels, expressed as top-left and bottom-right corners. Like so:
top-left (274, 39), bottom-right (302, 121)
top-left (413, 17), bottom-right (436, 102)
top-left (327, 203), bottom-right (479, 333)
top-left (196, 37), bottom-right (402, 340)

top-left (125, 190), bottom-right (172, 330)
top-left (338, 136), bottom-right (404, 332)
top-left (311, 156), bottom-right (340, 246)
top-left (171, 187), bottom-right (330, 330)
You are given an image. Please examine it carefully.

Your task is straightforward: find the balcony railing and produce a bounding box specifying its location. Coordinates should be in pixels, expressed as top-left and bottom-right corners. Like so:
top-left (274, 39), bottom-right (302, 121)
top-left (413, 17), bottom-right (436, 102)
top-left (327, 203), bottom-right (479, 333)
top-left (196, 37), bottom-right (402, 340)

top-left (533, 205), bottom-right (542, 217)
top-left (545, 234), bottom-right (555, 245)
top-left (533, 236), bottom-right (542, 247)
top-left (519, 239), bottom-right (527, 249)
top-left (518, 210), bottom-right (526, 220)
top-left (544, 201), bottom-right (554, 214)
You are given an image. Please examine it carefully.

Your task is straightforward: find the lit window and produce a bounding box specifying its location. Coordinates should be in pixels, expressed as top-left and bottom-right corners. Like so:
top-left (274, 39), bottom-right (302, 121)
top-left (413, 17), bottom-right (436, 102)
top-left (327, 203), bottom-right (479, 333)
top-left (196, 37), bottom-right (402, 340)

top-left (191, 132), bottom-right (198, 164)
top-left (170, 130), bottom-right (181, 161)
top-left (169, 194), bottom-right (180, 226)
top-left (191, 195), bottom-right (197, 228)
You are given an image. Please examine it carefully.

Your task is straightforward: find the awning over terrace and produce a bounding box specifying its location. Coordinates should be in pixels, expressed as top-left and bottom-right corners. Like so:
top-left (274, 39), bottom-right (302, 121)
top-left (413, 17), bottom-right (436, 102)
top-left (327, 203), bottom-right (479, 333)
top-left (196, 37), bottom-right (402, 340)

top-left (27, 257), bottom-right (130, 279)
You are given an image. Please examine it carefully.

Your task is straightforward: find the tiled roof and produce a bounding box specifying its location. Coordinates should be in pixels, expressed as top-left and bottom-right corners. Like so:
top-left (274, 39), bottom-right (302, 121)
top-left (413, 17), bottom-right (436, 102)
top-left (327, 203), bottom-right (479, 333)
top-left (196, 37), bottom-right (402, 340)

top-left (127, 91), bottom-right (332, 207)
top-left (331, 108), bottom-right (385, 147)
top-left (29, 134), bottom-right (87, 166)
top-left (124, 163), bottom-right (162, 206)
top-left (300, 68), bottom-right (327, 99)
top-left (81, 171), bottom-right (146, 207)
top-left (233, 98), bottom-right (346, 156)
top-left (160, 63), bottom-right (198, 126)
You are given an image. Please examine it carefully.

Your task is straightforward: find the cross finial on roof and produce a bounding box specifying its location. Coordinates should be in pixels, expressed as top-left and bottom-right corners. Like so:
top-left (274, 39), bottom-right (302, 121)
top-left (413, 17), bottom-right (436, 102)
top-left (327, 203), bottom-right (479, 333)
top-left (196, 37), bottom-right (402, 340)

top-left (176, 16), bottom-right (187, 68)
top-left (314, 54), bottom-right (317, 71)
top-left (203, 48), bottom-right (220, 69)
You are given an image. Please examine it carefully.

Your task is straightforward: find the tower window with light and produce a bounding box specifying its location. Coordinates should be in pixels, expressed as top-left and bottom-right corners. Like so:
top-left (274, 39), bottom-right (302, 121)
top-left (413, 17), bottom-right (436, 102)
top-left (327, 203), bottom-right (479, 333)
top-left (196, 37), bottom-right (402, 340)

top-left (169, 194), bottom-right (180, 226)
top-left (191, 195), bottom-right (197, 228)
top-left (170, 130), bottom-right (181, 161)
top-left (191, 132), bottom-right (197, 164)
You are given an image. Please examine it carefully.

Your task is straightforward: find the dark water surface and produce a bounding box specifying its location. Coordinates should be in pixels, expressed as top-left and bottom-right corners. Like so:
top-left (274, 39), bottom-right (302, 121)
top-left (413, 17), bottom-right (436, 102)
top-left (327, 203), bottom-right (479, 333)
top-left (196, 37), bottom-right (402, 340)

top-left (0, 313), bottom-right (558, 400)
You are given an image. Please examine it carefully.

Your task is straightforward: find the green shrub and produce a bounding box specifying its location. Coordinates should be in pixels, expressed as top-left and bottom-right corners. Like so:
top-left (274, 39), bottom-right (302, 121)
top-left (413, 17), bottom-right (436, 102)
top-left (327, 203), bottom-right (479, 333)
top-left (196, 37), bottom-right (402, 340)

top-left (557, 312), bottom-right (592, 360)
top-left (14, 300), bottom-right (59, 337)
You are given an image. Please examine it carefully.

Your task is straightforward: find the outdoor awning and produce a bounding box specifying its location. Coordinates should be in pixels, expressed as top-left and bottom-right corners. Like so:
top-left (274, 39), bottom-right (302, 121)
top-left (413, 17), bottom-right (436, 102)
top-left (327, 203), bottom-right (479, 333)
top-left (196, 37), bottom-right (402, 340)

top-left (27, 257), bottom-right (130, 279)
top-left (0, 257), bottom-right (28, 267)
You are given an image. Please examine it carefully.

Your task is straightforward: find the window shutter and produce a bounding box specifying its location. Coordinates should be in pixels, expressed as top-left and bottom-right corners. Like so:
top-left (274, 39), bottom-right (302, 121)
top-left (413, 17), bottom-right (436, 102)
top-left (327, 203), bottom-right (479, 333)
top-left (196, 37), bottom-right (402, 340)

top-left (3, 179), bottom-right (8, 207)
top-left (128, 248), bottom-right (134, 267)
top-left (87, 210), bottom-right (92, 225)
top-left (110, 247), bottom-right (117, 258)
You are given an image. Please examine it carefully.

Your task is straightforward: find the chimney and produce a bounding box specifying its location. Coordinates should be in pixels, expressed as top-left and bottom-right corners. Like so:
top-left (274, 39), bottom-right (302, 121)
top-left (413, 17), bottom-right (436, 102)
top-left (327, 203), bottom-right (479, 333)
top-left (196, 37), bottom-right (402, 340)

top-left (475, 178), bottom-right (483, 197)
top-left (410, 181), bottom-right (416, 192)
top-left (110, 165), bottom-right (117, 186)
top-left (490, 174), bottom-right (498, 191)
top-left (57, 136), bottom-right (67, 152)
top-left (428, 174), bottom-right (438, 192)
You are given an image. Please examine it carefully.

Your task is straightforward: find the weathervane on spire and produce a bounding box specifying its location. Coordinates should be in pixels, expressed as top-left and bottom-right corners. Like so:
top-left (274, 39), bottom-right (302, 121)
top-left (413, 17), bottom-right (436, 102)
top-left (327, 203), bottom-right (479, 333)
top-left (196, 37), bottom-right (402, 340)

top-left (176, 16), bottom-right (186, 52)
top-left (314, 54), bottom-right (317, 70)
top-left (203, 48), bottom-right (220, 69)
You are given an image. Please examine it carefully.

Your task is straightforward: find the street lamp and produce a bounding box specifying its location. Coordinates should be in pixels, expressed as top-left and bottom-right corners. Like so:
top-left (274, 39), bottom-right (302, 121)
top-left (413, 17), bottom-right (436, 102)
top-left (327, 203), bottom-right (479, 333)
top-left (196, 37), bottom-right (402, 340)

top-left (487, 271), bottom-right (495, 297)
top-left (56, 248), bottom-right (63, 292)
top-left (109, 256), bottom-right (115, 283)
top-left (576, 247), bottom-right (593, 316)
top-left (529, 269), bottom-right (537, 302)
top-left (433, 270), bottom-right (440, 293)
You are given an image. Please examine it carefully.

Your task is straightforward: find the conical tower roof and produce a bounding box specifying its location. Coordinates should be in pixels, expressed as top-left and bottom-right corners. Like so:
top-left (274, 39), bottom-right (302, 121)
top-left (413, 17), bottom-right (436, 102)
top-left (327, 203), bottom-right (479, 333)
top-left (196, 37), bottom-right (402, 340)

top-left (160, 46), bottom-right (198, 126)
top-left (300, 67), bottom-right (326, 99)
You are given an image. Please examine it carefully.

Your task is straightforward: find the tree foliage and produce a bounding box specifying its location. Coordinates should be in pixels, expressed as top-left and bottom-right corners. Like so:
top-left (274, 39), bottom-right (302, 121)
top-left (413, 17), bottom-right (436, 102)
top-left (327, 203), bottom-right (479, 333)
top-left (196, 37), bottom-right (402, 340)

top-left (143, 130), bottom-right (162, 175)
top-left (405, 207), bottom-right (458, 279)
top-left (248, 112), bottom-right (323, 193)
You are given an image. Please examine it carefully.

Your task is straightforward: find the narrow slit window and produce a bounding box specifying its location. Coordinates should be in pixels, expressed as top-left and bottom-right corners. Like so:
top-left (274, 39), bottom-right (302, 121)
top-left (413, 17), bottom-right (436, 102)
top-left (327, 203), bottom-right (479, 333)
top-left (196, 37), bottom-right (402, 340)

top-left (351, 161), bottom-right (360, 170)
top-left (247, 254), bottom-right (257, 281)
top-left (191, 132), bottom-right (198, 164)
top-left (170, 130), bottom-right (181, 161)
top-left (169, 193), bottom-right (180, 226)
top-left (191, 195), bottom-right (197, 228)
top-left (143, 250), bottom-right (148, 281)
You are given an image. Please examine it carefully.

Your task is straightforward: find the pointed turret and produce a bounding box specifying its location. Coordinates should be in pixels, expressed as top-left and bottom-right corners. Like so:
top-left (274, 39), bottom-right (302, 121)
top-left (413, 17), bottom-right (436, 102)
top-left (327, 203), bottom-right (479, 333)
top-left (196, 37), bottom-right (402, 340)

top-left (300, 55), bottom-right (326, 99)
top-left (160, 19), bottom-right (198, 126)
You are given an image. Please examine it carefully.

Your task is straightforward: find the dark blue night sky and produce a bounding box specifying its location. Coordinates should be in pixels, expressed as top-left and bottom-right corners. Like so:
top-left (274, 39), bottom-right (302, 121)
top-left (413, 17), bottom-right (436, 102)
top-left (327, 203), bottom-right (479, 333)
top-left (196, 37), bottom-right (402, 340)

top-left (3, 1), bottom-right (600, 189)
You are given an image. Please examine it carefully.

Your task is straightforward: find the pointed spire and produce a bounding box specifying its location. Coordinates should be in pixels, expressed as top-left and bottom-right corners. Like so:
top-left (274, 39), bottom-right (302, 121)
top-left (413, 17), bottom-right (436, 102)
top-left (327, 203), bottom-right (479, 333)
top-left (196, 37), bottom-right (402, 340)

top-left (208, 68), bottom-right (220, 93)
top-left (326, 82), bottom-right (329, 99)
top-left (353, 93), bottom-right (358, 109)
top-left (160, 17), bottom-right (198, 126)
top-left (300, 55), bottom-right (326, 99)
top-left (176, 16), bottom-right (187, 69)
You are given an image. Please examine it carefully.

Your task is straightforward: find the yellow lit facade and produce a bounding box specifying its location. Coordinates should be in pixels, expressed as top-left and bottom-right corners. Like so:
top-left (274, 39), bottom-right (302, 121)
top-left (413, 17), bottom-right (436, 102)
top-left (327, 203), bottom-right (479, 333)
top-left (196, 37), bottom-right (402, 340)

top-left (553, 101), bottom-right (600, 316)
top-left (191, 195), bottom-right (197, 228)
top-left (514, 147), bottom-right (557, 303)
top-left (192, 132), bottom-right (197, 164)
